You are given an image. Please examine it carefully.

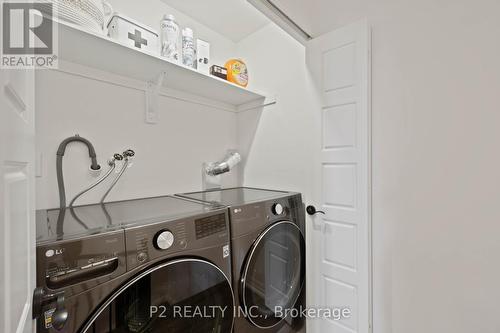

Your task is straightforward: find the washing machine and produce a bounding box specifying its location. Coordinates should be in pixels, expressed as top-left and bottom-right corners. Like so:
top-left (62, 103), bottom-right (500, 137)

top-left (34, 195), bottom-right (235, 333)
top-left (177, 187), bottom-right (306, 333)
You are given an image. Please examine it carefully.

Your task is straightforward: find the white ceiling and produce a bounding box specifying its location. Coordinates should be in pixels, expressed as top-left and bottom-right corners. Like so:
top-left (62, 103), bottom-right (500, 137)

top-left (160, 0), bottom-right (271, 42)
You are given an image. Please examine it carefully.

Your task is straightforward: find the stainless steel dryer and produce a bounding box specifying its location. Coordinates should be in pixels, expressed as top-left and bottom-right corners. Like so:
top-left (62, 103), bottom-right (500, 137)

top-left (34, 195), bottom-right (235, 333)
top-left (177, 187), bottom-right (306, 333)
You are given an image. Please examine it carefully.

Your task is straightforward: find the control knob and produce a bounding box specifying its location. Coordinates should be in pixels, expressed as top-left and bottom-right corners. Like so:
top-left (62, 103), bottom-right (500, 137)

top-left (272, 203), bottom-right (284, 215)
top-left (154, 230), bottom-right (174, 250)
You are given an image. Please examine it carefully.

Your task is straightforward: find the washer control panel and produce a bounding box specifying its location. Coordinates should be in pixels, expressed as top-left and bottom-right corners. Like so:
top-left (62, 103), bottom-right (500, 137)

top-left (125, 210), bottom-right (229, 270)
top-left (195, 213), bottom-right (227, 239)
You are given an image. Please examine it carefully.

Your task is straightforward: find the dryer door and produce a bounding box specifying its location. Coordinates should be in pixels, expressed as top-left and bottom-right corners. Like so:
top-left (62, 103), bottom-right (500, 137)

top-left (240, 221), bottom-right (306, 328)
top-left (80, 258), bottom-right (234, 333)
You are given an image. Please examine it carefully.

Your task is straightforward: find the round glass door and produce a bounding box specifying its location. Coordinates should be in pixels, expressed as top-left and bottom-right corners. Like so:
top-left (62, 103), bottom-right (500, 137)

top-left (240, 221), bottom-right (305, 328)
top-left (81, 259), bottom-right (234, 333)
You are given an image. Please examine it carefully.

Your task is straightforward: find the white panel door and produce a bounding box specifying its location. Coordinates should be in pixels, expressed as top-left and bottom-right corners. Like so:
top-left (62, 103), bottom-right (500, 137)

top-left (0, 65), bottom-right (36, 332)
top-left (306, 20), bottom-right (371, 333)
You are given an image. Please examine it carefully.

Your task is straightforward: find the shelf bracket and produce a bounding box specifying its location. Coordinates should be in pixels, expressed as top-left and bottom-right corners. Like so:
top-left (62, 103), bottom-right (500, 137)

top-left (236, 95), bottom-right (277, 112)
top-left (145, 71), bottom-right (167, 124)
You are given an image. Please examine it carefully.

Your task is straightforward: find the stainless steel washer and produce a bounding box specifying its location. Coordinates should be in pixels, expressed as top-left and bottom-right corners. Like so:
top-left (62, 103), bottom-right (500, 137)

top-left (34, 195), bottom-right (234, 333)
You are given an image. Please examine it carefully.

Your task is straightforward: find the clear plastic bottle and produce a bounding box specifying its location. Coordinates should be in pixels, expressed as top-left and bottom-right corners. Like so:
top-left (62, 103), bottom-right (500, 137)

top-left (160, 14), bottom-right (179, 62)
top-left (182, 27), bottom-right (195, 68)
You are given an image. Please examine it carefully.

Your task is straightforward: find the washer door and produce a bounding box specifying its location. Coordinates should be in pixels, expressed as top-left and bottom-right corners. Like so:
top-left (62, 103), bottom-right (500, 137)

top-left (240, 221), bottom-right (305, 328)
top-left (80, 258), bottom-right (234, 333)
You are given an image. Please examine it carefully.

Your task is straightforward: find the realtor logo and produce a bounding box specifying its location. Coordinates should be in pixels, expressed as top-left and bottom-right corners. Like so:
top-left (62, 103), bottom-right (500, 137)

top-left (1, 1), bottom-right (58, 68)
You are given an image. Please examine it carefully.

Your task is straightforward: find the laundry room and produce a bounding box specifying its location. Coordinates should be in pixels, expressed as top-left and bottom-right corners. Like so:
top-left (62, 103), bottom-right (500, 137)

top-left (1, 0), bottom-right (500, 333)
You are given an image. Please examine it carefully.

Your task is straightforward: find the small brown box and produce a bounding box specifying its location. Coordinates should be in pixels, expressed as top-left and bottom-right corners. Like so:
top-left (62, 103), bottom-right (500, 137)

top-left (210, 65), bottom-right (228, 80)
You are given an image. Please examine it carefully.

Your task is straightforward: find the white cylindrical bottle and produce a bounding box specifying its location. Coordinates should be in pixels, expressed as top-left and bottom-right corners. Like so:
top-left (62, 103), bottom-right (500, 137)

top-left (160, 14), bottom-right (180, 62)
top-left (182, 27), bottom-right (195, 68)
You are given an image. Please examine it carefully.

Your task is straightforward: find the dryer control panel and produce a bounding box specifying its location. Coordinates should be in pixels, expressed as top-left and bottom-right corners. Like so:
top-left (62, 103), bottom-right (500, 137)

top-left (229, 193), bottom-right (304, 238)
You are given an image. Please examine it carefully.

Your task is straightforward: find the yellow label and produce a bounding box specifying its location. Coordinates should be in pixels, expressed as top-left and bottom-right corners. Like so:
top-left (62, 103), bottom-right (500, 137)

top-left (231, 63), bottom-right (242, 75)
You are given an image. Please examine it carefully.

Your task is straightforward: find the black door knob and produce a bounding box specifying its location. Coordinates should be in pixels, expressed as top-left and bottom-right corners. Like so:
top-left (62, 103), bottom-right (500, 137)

top-left (306, 205), bottom-right (325, 215)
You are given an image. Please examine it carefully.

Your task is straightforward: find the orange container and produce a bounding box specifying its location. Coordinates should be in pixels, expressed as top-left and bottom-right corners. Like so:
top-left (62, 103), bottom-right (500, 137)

top-left (225, 59), bottom-right (248, 87)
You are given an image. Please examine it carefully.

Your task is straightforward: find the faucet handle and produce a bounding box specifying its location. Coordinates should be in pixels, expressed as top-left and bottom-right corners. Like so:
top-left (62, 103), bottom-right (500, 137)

top-left (113, 153), bottom-right (124, 161)
top-left (123, 149), bottom-right (135, 158)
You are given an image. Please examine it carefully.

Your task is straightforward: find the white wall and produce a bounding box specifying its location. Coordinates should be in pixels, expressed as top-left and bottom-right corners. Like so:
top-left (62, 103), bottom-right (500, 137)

top-left (352, 3), bottom-right (500, 333)
top-left (369, 3), bottom-right (500, 332)
top-left (253, 1), bottom-right (500, 333)
top-left (35, 0), bottom-right (241, 209)
top-left (35, 67), bottom-right (240, 209)
top-left (236, 24), bottom-right (315, 201)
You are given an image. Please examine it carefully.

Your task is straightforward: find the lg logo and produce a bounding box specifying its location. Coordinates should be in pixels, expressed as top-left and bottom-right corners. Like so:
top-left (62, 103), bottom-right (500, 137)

top-left (45, 248), bottom-right (64, 257)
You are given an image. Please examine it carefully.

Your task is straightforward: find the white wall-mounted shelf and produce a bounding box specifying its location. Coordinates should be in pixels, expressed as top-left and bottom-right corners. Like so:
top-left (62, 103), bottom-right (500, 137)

top-left (56, 21), bottom-right (275, 113)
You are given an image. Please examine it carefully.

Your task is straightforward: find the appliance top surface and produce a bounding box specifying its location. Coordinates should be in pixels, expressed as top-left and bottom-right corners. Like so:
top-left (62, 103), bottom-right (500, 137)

top-left (177, 187), bottom-right (297, 206)
top-left (36, 195), bottom-right (223, 244)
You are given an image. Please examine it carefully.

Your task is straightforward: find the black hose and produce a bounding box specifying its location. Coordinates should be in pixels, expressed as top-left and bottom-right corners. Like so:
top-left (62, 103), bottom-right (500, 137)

top-left (56, 155), bottom-right (66, 212)
top-left (56, 135), bottom-right (99, 169)
top-left (56, 135), bottom-right (100, 210)
top-left (55, 135), bottom-right (100, 237)
top-left (56, 208), bottom-right (66, 240)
